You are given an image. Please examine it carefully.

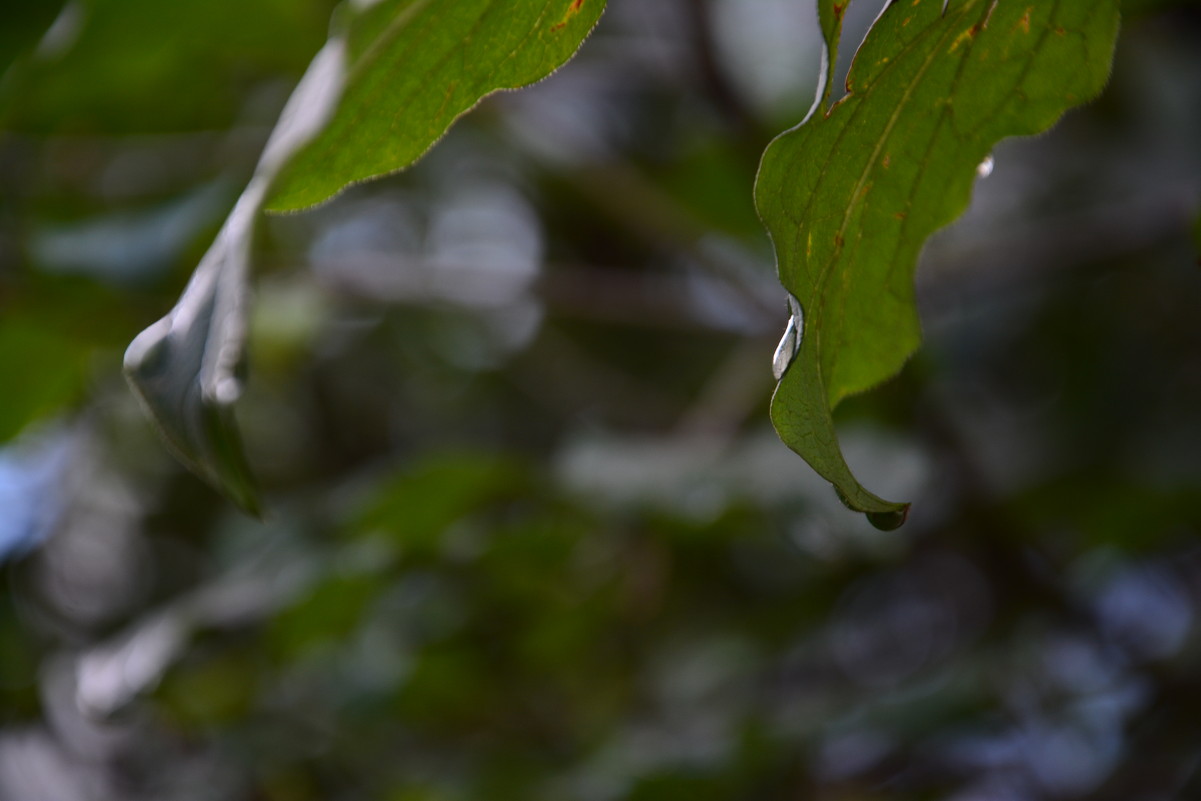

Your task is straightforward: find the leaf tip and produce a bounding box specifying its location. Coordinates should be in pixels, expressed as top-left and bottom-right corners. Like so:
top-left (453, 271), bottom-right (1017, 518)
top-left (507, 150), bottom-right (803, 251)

top-left (833, 485), bottom-right (909, 529)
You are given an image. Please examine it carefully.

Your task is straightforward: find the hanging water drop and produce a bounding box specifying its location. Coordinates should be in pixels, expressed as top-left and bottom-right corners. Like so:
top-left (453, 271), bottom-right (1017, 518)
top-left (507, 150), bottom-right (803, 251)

top-left (976, 154), bottom-right (994, 178)
top-left (771, 294), bottom-right (804, 380)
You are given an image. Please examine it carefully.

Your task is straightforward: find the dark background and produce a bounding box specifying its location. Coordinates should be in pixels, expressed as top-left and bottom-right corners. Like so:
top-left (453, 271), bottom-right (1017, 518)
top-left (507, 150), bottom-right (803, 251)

top-left (1, 1), bottom-right (1200, 799)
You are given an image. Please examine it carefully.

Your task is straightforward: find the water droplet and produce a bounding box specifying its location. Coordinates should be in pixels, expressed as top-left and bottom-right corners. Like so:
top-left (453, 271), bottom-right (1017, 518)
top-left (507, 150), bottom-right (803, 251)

top-left (867, 505), bottom-right (909, 531)
top-left (976, 154), bottom-right (994, 178)
top-left (771, 294), bottom-right (804, 380)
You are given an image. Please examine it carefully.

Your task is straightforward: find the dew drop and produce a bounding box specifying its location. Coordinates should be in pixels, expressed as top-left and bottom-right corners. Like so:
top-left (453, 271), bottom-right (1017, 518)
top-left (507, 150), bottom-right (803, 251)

top-left (771, 294), bottom-right (804, 380)
top-left (867, 505), bottom-right (909, 531)
top-left (976, 154), bottom-right (994, 178)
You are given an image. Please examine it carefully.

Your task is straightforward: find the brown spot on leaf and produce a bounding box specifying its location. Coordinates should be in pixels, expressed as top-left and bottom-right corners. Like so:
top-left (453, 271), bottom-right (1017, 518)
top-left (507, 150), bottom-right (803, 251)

top-left (894, 212), bottom-right (907, 220)
top-left (950, 26), bottom-right (974, 52)
top-left (835, 234), bottom-right (845, 248)
top-left (832, 2), bottom-right (845, 20)
top-left (1055, 26), bottom-right (1066, 36)
top-left (552, 0), bottom-right (585, 31)
top-left (883, 154), bottom-right (891, 168)
top-left (1018, 7), bottom-right (1032, 33)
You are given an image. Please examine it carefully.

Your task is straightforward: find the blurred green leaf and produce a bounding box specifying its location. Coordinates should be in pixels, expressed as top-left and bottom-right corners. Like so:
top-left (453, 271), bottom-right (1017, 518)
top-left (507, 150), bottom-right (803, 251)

top-left (387, 788), bottom-right (459, 801)
top-left (756, 0), bottom-right (1120, 524)
top-left (0, 0), bottom-right (331, 133)
top-left (1015, 476), bottom-right (1201, 551)
top-left (157, 650), bottom-right (258, 728)
top-left (656, 141), bottom-right (766, 241)
top-left (0, 317), bottom-right (88, 443)
top-left (629, 772), bottom-right (732, 801)
top-left (0, 596), bottom-right (40, 718)
top-left (0, 0), bottom-right (66, 82)
top-left (354, 452), bottom-right (525, 552)
top-left (395, 644), bottom-right (494, 730)
top-left (266, 0), bottom-right (608, 211)
top-left (271, 573), bottom-right (385, 660)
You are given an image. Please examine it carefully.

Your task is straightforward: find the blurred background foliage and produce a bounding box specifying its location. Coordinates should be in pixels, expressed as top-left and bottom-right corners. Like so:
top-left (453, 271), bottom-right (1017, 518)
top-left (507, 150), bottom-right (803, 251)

top-left (1, 1), bottom-right (1200, 799)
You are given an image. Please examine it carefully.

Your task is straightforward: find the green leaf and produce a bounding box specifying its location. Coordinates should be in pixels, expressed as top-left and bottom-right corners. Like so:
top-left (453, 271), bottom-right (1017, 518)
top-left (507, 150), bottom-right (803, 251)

top-left (756, 0), bottom-right (1120, 526)
top-left (266, 0), bottom-right (607, 211)
top-left (352, 452), bottom-right (525, 553)
top-left (125, 0), bottom-right (605, 512)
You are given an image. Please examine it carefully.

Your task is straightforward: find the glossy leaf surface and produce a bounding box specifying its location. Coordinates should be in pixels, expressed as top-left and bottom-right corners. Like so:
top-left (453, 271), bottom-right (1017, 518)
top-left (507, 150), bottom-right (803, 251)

top-left (757, 0), bottom-right (1120, 525)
